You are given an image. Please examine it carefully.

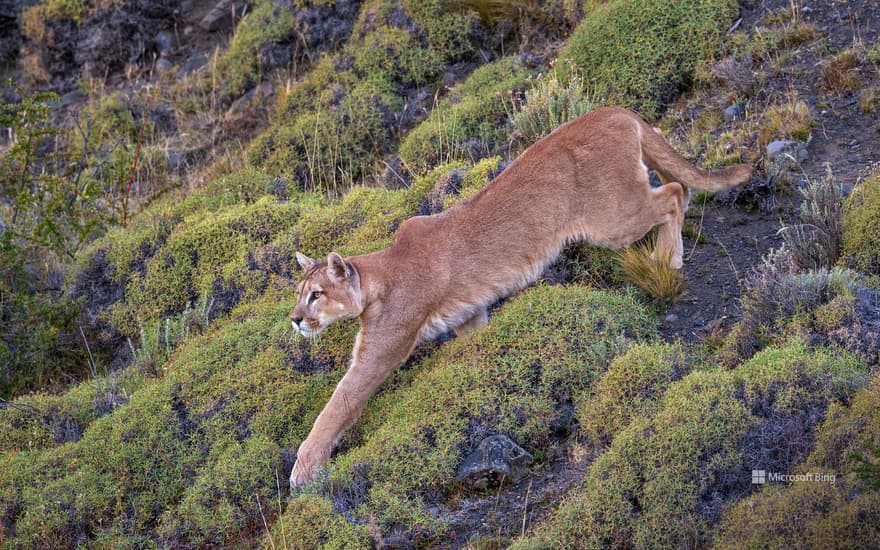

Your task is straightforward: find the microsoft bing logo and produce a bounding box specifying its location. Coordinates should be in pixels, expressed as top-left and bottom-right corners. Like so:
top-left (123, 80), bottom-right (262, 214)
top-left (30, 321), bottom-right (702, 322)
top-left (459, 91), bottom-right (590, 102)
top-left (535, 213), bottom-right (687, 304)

top-left (751, 470), bottom-right (766, 484)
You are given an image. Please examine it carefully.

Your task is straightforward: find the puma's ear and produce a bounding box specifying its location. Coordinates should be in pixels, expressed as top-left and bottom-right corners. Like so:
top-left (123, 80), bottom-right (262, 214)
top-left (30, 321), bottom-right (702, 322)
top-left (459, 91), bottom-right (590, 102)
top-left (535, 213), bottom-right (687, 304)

top-left (327, 252), bottom-right (351, 281)
top-left (296, 251), bottom-right (318, 270)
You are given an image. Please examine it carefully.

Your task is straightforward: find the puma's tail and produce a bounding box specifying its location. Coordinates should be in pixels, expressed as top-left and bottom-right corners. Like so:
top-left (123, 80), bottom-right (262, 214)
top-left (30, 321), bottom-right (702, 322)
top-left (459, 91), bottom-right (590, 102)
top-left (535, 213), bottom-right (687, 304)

top-left (638, 117), bottom-right (752, 192)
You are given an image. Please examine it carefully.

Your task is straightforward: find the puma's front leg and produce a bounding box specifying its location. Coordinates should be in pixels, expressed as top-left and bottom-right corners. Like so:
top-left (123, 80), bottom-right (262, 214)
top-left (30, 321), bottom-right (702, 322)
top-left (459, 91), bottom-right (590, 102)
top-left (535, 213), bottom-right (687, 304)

top-left (290, 329), bottom-right (417, 488)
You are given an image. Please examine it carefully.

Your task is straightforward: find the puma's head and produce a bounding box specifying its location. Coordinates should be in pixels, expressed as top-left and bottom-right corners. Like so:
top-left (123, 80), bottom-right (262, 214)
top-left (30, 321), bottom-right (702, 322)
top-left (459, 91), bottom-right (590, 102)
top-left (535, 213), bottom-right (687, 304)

top-left (290, 251), bottom-right (363, 338)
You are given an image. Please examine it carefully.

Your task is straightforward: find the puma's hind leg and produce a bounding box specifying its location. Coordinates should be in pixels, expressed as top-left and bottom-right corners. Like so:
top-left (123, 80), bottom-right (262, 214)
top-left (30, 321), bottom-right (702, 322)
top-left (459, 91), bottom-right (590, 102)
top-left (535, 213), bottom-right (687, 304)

top-left (454, 308), bottom-right (488, 337)
top-left (651, 181), bottom-right (686, 269)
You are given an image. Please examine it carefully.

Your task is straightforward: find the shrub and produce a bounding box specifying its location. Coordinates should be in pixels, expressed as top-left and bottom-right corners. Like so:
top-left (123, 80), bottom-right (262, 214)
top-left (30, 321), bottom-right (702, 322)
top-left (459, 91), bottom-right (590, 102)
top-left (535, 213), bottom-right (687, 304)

top-left (515, 342), bottom-right (868, 549)
top-left (511, 71), bottom-right (598, 143)
top-left (715, 369), bottom-right (880, 549)
top-left (265, 494), bottom-right (370, 549)
top-left (578, 342), bottom-right (688, 445)
top-left (719, 248), bottom-right (859, 364)
top-left (325, 285), bottom-right (656, 534)
top-left (842, 173), bottom-right (880, 275)
top-left (557, 0), bottom-right (738, 117)
top-left (398, 57), bottom-right (533, 174)
top-left (780, 165), bottom-right (845, 270)
top-left (249, 0), bottom-right (484, 190)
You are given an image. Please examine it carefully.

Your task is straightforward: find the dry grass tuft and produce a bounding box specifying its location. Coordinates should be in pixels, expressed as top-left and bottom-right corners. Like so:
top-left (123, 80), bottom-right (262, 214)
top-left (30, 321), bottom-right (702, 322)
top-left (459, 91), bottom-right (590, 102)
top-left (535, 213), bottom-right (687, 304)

top-left (758, 98), bottom-right (814, 146)
top-left (617, 237), bottom-right (685, 304)
top-left (822, 49), bottom-right (861, 94)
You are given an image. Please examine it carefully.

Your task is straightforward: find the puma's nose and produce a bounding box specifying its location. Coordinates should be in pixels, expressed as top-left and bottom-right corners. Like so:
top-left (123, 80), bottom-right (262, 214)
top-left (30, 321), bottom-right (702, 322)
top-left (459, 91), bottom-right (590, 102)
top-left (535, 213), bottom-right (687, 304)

top-left (292, 316), bottom-right (303, 325)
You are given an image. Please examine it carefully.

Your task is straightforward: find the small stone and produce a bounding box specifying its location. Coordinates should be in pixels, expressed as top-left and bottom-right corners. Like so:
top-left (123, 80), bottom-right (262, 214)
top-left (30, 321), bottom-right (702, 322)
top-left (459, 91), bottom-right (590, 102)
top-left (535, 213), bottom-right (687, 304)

top-left (200, 0), bottom-right (246, 32)
top-left (456, 435), bottom-right (534, 490)
top-left (61, 89), bottom-right (85, 107)
top-left (664, 313), bottom-right (678, 323)
top-left (154, 31), bottom-right (174, 56)
top-left (723, 103), bottom-right (744, 121)
top-left (226, 88), bottom-right (256, 117)
top-left (155, 57), bottom-right (173, 73)
top-left (766, 140), bottom-right (808, 162)
top-left (179, 53), bottom-right (208, 76)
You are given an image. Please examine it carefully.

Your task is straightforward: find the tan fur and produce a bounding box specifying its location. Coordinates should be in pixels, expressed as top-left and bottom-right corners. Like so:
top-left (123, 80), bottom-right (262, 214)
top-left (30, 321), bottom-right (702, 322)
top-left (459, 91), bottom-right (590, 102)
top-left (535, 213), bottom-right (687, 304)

top-left (288, 107), bottom-right (752, 487)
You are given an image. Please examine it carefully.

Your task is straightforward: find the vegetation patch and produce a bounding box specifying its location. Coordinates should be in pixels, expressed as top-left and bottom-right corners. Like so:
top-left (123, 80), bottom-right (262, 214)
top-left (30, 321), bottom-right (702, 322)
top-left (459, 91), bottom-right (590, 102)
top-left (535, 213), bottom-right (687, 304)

top-left (513, 341), bottom-right (868, 549)
top-left (557, 0), bottom-right (739, 117)
top-left (248, 0), bottom-right (486, 191)
top-left (842, 173), bottom-right (880, 275)
top-left (398, 56), bottom-right (533, 175)
top-left (715, 369), bottom-right (880, 549)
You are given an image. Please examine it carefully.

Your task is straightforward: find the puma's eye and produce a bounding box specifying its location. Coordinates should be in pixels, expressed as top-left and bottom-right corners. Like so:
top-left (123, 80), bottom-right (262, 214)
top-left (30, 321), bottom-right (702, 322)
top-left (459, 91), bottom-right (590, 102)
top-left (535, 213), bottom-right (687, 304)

top-left (308, 291), bottom-right (323, 303)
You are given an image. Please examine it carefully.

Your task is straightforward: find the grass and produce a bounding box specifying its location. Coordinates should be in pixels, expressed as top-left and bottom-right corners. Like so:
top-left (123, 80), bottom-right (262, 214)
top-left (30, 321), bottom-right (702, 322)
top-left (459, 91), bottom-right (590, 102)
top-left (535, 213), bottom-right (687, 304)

top-left (398, 57), bottom-right (533, 174)
top-left (757, 98), bottom-right (814, 146)
top-left (822, 49), bottom-right (862, 95)
top-left (617, 237), bottom-right (685, 304)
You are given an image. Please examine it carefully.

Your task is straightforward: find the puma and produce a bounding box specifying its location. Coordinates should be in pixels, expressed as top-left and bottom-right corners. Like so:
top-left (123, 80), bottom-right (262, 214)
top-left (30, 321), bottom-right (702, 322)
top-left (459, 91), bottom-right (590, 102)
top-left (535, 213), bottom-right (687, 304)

top-left (288, 106), bottom-right (752, 487)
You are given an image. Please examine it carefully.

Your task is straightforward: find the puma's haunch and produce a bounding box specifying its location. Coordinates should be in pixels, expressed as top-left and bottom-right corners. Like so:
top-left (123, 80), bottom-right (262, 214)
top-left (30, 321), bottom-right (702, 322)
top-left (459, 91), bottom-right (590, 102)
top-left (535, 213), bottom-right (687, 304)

top-left (287, 107), bottom-right (752, 487)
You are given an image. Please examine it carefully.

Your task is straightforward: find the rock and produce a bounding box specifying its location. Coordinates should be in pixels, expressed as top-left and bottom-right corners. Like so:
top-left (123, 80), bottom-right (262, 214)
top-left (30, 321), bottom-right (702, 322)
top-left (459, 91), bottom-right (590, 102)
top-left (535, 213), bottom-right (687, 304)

top-left (665, 313), bottom-right (679, 323)
top-left (380, 156), bottom-right (412, 190)
top-left (61, 89), bottom-right (85, 107)
top-left (723, 103), bottom-right (744, 121)
top-left (199, 0), bottom-right (247, 32)
top-left (226, 87), bottom-right (256, 117)
top-left (166, 149), bottom-right (183, 171)
top-left (155, 57), bottom-right (173, 73)
top-left (766, 140), bottom-right (808, 162)
top-left (455, 435), bottom-right (534, 490)
top-left (179, 53), bottom-right (208, 76)
top-left (549, 402), bottom-right (575, 435)
top-left (257, 41), bottom-right (293, 71)
top-left (154, 30), bottom-right (175, 56)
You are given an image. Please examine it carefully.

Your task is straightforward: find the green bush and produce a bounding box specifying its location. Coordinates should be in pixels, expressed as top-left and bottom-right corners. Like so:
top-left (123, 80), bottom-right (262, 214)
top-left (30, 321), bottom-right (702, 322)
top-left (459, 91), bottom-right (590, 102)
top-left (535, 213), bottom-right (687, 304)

top-left (515, 341), bottom-right (868, 549)
top-left (558, 0), bottom-right (739, 117)
top-left (512, 71), bottom-right (598, 143)
top-left (715, 369), bottom-right (880, 549)
top-left (249, 0), bottom-right (483, 190)
top-left (399, 57), bottom-right (533, 174)
top-left (842, 173), bottom-right (880, 275)
top-left (578, 342), bottom-right (688, 445)
top-left (265, 494), bottom-right (371, 549)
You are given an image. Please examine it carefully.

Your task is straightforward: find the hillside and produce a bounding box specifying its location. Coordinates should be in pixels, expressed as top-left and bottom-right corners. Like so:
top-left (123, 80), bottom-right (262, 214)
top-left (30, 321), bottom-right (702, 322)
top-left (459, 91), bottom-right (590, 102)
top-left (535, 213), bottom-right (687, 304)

top-left (1, 0), bottom-right (880, 548)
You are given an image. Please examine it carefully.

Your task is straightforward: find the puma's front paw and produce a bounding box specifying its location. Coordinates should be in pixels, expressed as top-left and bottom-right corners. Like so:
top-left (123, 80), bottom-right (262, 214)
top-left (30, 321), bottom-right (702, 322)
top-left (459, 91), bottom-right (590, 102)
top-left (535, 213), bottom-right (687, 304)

top-left (289, 444), bottom-right (327, 489)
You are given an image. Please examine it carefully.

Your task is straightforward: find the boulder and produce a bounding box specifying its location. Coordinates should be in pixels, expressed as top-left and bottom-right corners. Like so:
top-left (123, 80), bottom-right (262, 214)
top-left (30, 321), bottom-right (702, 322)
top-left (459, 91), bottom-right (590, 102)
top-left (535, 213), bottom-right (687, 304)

top-left (455, 435), bottom-right (534, 490)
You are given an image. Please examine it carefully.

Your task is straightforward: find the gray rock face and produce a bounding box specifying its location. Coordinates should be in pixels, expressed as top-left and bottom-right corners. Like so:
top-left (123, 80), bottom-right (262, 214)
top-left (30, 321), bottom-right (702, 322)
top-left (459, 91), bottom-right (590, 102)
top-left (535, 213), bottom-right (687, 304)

top-left (723, 103), bottom-right (744, 121)
top-left (199, 0), bottom-right (247, 32)
top-left (179, 52), bottom-right (208, 76)
top-left (154, 30), bottom-right (175, 56)
top-left (766, 140), bottom-right (809, 162)
top-left (455, 435), bottom-right (534, 490)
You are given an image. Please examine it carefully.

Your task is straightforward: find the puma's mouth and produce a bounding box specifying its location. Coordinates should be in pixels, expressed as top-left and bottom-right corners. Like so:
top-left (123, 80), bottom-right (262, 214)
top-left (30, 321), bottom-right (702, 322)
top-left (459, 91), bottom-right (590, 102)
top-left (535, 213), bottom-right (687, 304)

top-left (294, 322), bottom-right (323, 339)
